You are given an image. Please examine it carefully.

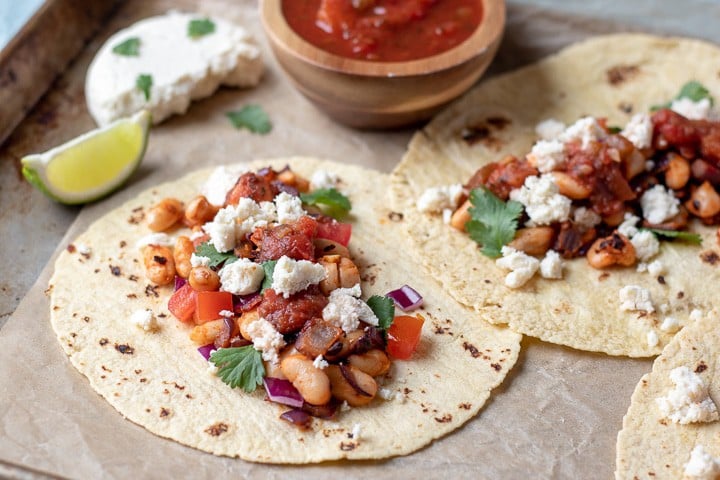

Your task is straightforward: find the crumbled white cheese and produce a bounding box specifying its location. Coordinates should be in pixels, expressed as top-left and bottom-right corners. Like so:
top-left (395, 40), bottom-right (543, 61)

top-left (312, 355), bottom-right (329, 370)
top-left (219, 310), bottom-right (234, 318)
top-left (190, 253), bottom-right (211, 268)
top-left (259, 201), bottom-right (278, 224)
top-left (573, 207), bottom-right (601, 229)
top-left (631, 230), bottom-right (660, 262)
top-left (539, 250), bottom-right (563, 279)
top-left (416, 184), bottom-right (463, 214)
top-left (189, 230), bottom-right (206, 241)
top-left (690, 309), bottom-right (704, 322)
top-left (509, 175), bottom-right (571, 227)
top-left (136, 232), bottom-right (174, 249)
top-left (647, 260), bottom-right (665, 277)
top-left (130, 309), bottom-right (158, 332)
top-left (203, 205), bottom-right (239, 252)
top-left (671, 97), bottom-right (713, 120)
top-left (535, 118), bottom-right (566, 140)
top-left (271, 256), bottom-right (326, 298)
top-left (219, 257), bottom-right (265, 295)
top-left (76, 244), bottom-right (92, 255)
top-left (496, 246), bottom-right (540, 289)
top-left (378, 388), bottom-right (394, 400)
top-left (641, 185), bottom-right (680, 225)
top-left (442, 208), bottom-right (453, 224)
top-left (274, 192), bottom-right (306, 224)
top-left (310, 170), bottom-right (339, 190)
top-left (619, 285), bottom-right (655, 313)
top-left (350, 423), bottom-right (362, 440)
top-left (85, 11), bottom-right (264, 126)
top-left (621, 113), bottom-right (653, 149)
top-left (684, 445), bottom-right (720, 479)
top-left (660, 316), bottom-right (680, 333)
top-left (660, 303), bottom-right (670, 314)
top-left (527, 139), bottom-right (566, 173)
top-left (559, 116), bottom-right (607, 149)
top-left (636, 262), bottom-right (648, 273)
top-left (339, 401), bottom-right (351, 412)
top-left (617, 213), bottom-right (640, 239)
top-left (657, 366), bottom-right (719, 424)
top-left (246, 317), bottom-right (286, 364)
top-left (201, 165), bottom-right (246, 206)
top-left (322, 284), bottom-right (379, 332)
top-left (647, 330), bottom-right (659, 348)
top-left (207, 362), bottom-right (219, 375)
top-left (235, 197), bottom-right (270, 237)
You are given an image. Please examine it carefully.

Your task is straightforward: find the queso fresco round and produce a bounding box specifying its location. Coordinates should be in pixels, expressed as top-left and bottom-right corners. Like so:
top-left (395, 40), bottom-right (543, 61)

top-left (282, 0), bottom-right (483, 62)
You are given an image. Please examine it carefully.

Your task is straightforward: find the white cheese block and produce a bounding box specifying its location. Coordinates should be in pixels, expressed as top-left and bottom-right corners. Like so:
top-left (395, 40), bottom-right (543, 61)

top-left (85, 11), bottom-right (263, 126)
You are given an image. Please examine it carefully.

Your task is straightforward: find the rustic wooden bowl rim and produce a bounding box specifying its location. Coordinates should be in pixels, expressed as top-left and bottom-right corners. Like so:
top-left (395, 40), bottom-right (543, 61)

top-left (260, 0), bottom-right (505, 78)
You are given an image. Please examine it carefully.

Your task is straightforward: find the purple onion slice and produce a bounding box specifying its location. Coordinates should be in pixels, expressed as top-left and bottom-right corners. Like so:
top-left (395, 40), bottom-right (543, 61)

top-left (198, 344), bottom-right (215, 361)
top-left (280, 408), bottom-right (311, 428)
top-left (386, 285), bottom-right (423, 311)
top-left (264, 377), bottom-right (304, 408)
top-left (174, 275), bottom-right (187, 292)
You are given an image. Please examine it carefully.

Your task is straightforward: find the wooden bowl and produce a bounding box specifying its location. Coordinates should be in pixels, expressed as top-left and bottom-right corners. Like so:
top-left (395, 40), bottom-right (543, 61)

top-left (260, 0), bottom-right (506, 129)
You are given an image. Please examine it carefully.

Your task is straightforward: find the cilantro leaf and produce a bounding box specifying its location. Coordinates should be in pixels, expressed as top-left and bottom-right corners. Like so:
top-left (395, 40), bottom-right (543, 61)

top-left (260, 260), bottom-right (277, 293)
top-left (652, 80), bottom-right (715, 111)
top-left (195, 242), bottom-right (239, 267)
top-left (210, 346), bottom-right (265, 392)
top-left (136, 74), bottom-right (152, 101)
top-left (188, 18), bottom-right (216, 38)
top-left (607, 125), bottom-right (622, 134)
top-left (300, 188), bottom-right (351, 219)
top-left (642, 228), bottom-right (703, 245)
top-left (112, 37), bottom-right (140, 56)
top-left (465, 187), bottom-right (524, 258)
top-left (226, 105), bottom-right (272, 134)
top-left (367, 295), bottom-right (395, 331)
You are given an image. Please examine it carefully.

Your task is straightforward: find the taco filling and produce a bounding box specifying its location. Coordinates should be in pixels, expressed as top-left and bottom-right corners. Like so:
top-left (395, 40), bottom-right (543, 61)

top-left (137, 165), bottom-right (423, 427)
top-left (418, 82), bottom-right (718, 289)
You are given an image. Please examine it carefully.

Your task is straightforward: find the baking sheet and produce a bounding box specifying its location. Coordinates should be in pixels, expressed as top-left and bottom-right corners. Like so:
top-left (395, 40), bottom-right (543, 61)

top-left (0, 0), bottom-right (659, 477)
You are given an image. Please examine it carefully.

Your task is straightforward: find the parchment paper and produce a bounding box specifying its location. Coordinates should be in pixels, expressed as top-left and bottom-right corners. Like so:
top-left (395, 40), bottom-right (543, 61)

top-left (0, 1), bottom-right (659, 478)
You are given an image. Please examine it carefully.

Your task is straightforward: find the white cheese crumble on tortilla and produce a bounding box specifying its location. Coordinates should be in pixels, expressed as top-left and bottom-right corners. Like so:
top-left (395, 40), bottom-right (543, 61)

top-left (646, 330), bottom-right (659, 348)
top-left (621, 113), bottom-right (653, 149)
top-left (271, 256), bottom-right (326, 298)
top-left (312, 355), bottom-right (329, 370)
top-left (204, 205), bottom-right (238, 252)
top-left (535, 118), bottom-right (565, 140)
top-left (136, 232), bottom-right (174, 249)
top-left (641, 184), bottom-right (680, 225)
top-left (350, 423), bottom-right (362, 440)
top-left (630, 230), bottom-right (660, 262)
top-left (274, 192), bottom-right (306, 224)
top-left (690, 309), bottom-right (704, 322)
top-left (246, 318), bottom-right (286, 364)
top-left (617, 213), bottom-right (640, 239)
top-left (558, 116), bottom-right (607, 149)
top-left (219, 257), bottom-right (265, 295)
top-left (496, 246), bottom-right (540, 289)
top-left (190, 253), bottom-right (211, 268)
top-left (671, 97), bottom-right (714, 120)
top-left (684, 445), bottom-right (720, 479)
top-left (201, 166), bottom-right (246, 206)
top-left (660, 316), bottom-right (680, 333)
top-left (527, 139), bottom-right (566, 173)
top-left (656, 366), bottom-right (719, 424)
top-left (618, 285), bottom-right (655, 313)
top-left (647, 259), bottom-right (665, 276)
top-left (572, 207), bottom-right (601, 229)
top-left (509, 175), bottom-right (571, 227)
top-left (310, 170), bottom-right (340, 190)
top-left (539, 250), bottom-right (563, 279)
top-left (130, 309), bottom-right (158, 332)
top-left (322, 284), bottom-right (379, 332)
top-left (416, 184), bottom-right (463, 214)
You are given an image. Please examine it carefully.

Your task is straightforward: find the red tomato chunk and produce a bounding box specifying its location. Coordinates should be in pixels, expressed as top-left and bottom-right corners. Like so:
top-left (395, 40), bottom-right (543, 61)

top-left (251, 216), bottom-right (318, 262)
top-left (387, 314), bottom-right (424, 359)
top-left (258, 286), bottom-right (329, 334)
top-left (195, 291), bottom-right (234, 324)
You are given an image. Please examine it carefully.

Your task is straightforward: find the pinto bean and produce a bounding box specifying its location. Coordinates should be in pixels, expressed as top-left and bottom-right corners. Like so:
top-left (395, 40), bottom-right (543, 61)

top-left (685, 181), bottom-right (720, 218)
top-left (277, 170), bottom-right (310, 193)
top-left (188, 266), bottom-right (220, 291)
top-left (146, 198), bottom-right (184, 232)
top-left (323, 330), bottom-right (365, 362)
top-left (184, 195), bottom-right (218, 227)
top-left (348, 349), bottom-right (390, 377)
top-left (450, 199), bottom-right (472, 231)
top-left (326, 364), bottom-right (377, 407)
top-left (586, 233), bottom-right (636, 269)
top-left (508, 227), bottom-right (555, 256)
top-left (313, 238), bottom-right (350, 258)
top-left (281, 354), bottom-right (331, 405)
top-left (189, 319), bottom-right (225, 345)
top-left (173, 236), bottom-right (194, 278)
top-left (238, 309), bottom-right (260, 341)
top-left (142, 245), bottom-right (176, 285)
top-left (665, 153), bottom-right (691, 190)
top-left (551, 172), bottom-right (592, 200)
top-left (318, 255), bottom-right (360, 295)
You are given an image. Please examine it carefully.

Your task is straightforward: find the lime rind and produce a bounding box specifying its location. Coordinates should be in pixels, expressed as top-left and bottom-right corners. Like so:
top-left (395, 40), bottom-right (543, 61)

top-left (21, 110), bottom-right (151, 205)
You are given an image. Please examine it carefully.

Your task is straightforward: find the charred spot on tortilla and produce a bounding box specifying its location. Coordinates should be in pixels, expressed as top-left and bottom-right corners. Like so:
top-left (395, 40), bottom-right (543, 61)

top-left (67, 244), bottom-right (76, 253)
top-left (144, 285), bottom-right (159, 297)
top-left (657, 276), bottom-right (666, 285)
top-left (388, 211), bottom-right (404, 222)
top-left (618, 101), bottom-right (634, 114)
top-left (700, 250), bottom-right (719, 265)
top-left (109, 265), bottom-right (122, 276)
top-left (458, 403), bottom-right (472, 410)
top-left (114, 343), bottom-right (134, 355)
top-left (160, 408), bottom-right (171, 418)
top-left (695, 361), bottom-right (708, 373)
top-left (128, 274), bottom-right (139, 282)
top-left (460, 119), bottom-right (507, 150)
top-left (463, 341), bottom-right (481, 358)
top-left (99, 338), bottom-right (109, 346)
top-left (606, 64), bottom-right (640, 86)
top-left (205, 423), bottom-right (229, 436)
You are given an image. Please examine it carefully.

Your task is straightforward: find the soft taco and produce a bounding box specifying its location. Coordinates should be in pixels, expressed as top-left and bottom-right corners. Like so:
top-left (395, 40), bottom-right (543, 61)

top-left (615, 310), bottom-right (720, 479)
top-left (48, 157), bottom-right (520, 463)
top-left (390, 33), bottom-right (720, 357)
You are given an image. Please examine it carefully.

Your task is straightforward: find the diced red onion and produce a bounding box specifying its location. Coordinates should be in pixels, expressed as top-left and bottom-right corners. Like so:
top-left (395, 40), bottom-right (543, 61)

top-left (174, 276), bottom-right (187, 292)
top-left (234, 293), bottom-right (261, 313)
top-left (386, 285), bottom-right (423, 311)
top-left (264, 377), bottom-right (304, 408)
top-left (280, 408), bottom-right (311, 428)
top-left (198, 344), bottom-right (215, 360)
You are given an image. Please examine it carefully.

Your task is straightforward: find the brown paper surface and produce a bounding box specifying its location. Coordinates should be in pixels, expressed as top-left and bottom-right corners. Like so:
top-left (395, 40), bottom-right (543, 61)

top-left (0, 0), bottom-right (657, 478)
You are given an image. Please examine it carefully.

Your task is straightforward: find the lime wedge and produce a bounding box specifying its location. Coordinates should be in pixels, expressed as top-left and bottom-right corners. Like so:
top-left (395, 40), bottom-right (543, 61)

top-left (21, 110), bottom-right (151, 204)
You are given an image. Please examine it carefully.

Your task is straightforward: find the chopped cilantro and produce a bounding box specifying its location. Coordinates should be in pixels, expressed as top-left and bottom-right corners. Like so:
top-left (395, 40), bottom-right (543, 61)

top-left (642, 228), bottom-right (703, 245)
top-left (465, 187), bottom-right (524, 258)
top-left (188, 18), bottom-right (216, 38)
top-left (300, 188), bottom-right (351, 219)
top-left (367, 295), bottom-right (395, 331)
top-left (260, 260), bottom-right (277, 293)
top-left (135, 74), bottom-right (152, 101)
top-left (652, 80), bottom-right (715, 111)
top-left (226, 105), bottom-right (272, 134)
top-left (607, 126), bottom-right (622, 134)
top-left (195, 242), bottom-right (239, 267)
top-left (210, 346), bottom-right (265, 392)
top-left (112, 37), bottom-right (140, 56)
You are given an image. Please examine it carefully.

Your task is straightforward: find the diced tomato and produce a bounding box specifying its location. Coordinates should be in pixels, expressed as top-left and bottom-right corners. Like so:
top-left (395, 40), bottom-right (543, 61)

top-left (387, 314), bottom-right (424, 360)
top-left (168, 284), bottom-right (197, 324)
top-left (195, 291), bottom-right (234, 324)
top-left (316, 219), bottom-right (352, 247)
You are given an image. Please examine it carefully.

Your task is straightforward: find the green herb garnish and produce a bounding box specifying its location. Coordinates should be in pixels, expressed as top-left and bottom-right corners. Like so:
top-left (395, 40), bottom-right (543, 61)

top-left (112, 37), bottom-right (140, 56)
top-left (188, 18), bottom-right (216, 38)
top-left (260, 260), bottom-right (277, 293)
top-left (195, 242), bottom-right (239, 267)
top-left (642, 228), bottom-right (703, 245)
top-left (226, 105), bottom-right (272, 134)
top-left (465, 187), bottom-right (524, 258)
top-left (607, 126), bottom-right (622, 134)
top-left (210, 346), bottom-right (265, 392)
top-left (367, 295), bottom-right (395, 331)
top-left (652, 80), bottom-right (715, 111)
top-left (135, 74), bottom-right (153, 101)
top-left (300, 188), bottom-right (352, 219)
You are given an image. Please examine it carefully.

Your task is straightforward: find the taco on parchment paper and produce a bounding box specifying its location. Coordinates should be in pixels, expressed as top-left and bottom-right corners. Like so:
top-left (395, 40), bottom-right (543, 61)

top-left (48, 157), bottom-right (520, 464)
top-left (390, 33), bottom-right (720, 357)
top-left (615, 310), bottom-right (720, 479)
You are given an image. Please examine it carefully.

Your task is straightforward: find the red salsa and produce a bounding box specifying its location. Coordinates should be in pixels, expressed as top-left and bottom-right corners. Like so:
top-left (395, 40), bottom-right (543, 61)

top-left (282, 0), bottom-right (483, 62)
